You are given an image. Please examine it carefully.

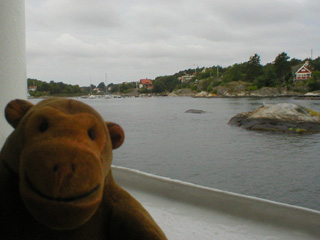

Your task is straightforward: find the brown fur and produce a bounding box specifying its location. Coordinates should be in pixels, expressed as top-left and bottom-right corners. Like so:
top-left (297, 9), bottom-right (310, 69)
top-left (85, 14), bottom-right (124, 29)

top-left (0, 98), bottom-right (167, 240)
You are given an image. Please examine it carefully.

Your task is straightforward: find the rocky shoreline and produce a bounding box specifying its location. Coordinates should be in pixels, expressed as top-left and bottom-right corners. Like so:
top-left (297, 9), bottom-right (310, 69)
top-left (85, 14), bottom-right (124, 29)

top-left (169, 87), bottom-right (320, 99)
top-left (167, 81), bottom-right (320, 98)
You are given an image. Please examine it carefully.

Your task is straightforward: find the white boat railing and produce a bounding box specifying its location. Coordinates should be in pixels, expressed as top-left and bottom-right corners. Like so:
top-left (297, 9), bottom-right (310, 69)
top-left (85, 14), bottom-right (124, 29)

top-left (112, 165), bottom-right (320, 239)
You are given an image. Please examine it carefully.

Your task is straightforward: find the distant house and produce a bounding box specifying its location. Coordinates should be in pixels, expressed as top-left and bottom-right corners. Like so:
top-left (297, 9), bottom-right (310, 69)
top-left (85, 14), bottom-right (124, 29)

top-left (93, 87), bottom-right (103, 93)
top-left (138, 79), bottom-right (153, 90)
top-left (28, 86), bottom-right (37, 92)
top-left (293, 61), bottom-right (313, 81)
top-left (178, 74), bottom-right (194, 83)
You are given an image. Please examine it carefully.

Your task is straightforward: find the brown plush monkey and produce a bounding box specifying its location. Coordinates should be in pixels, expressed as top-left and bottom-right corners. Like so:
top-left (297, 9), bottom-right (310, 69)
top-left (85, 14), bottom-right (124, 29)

top-left (0, 98), bottom-right (167, 240)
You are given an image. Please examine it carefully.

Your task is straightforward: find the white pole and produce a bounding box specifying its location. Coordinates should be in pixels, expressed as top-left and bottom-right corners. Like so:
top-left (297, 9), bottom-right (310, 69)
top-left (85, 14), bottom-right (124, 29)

top-left (0, 0), bottom-right (26, 146)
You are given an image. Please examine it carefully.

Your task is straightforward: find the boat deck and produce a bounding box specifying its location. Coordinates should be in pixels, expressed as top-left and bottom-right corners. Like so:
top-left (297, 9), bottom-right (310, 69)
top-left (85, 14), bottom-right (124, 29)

top-left (112, 166), bottom-right (320, 240)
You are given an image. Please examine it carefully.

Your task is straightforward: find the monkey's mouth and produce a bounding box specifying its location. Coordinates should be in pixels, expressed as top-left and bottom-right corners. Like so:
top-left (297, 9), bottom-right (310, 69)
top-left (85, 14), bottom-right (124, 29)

top-left (25, 174), bottom-right (100, 202)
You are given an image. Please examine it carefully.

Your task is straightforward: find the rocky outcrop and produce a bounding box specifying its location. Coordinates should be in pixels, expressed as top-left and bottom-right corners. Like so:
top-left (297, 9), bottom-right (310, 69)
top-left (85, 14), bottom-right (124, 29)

top-left (169, 88), bottom-right (196, 96)
top-left (185, 109), bottom-right (206, 114)
top-left (228, 103), bottom-right (320, 133)
top-left (193, 91), bottom-right (217, 98)
top-left (213, 81), bottom-right (300, 97)
top-left (250, 87), bottom-right (299, 97)
top-left (214, 81), bottom-right (249, 97)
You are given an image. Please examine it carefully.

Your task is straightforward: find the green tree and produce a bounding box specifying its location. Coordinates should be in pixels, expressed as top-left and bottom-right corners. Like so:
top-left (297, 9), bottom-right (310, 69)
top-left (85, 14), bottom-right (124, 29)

top-left (38, 82), bottom-right (50, 92)
top-left (245, 54), bottom-right (263, 83)
top-left (97, 82), bottom-right (106, 92)
top-left (260, 63), bottom-right (278, 87)
top-left (222, 63), bottom-right (246, 83)
top-left (274, 52), bottom-right (291, 85)
top-left (199, 78), bottom-right (212, 91)
top-left (198, 69), bottom-right (211, 79)
top-left (290, 58), bottom-right (303, 67)
top-left (253, 66), bottom-right (274, 88)
top-left (307, 71), bottom-right (320, 91)
top-left (119, 83), bottom-right (130, 93)
top-left (153, 80), bottom-right (166, 93)
top-left (63, 86), bottom-right (73, 94)
top-left (310, 57), bottom-right (320, 71)
top-left (154, 75), bottom-right (179, 92)
top-left (311, 71), bottom-right (320, 81)
top-left (109, 84), bottom-right (119, 93)
top-left (73, 85), bottom-right (82, 94)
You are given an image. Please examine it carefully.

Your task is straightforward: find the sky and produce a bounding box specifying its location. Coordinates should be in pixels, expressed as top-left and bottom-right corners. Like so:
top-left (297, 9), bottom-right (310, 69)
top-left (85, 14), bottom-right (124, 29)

top-left (26, 0), bottom-right (320, 87)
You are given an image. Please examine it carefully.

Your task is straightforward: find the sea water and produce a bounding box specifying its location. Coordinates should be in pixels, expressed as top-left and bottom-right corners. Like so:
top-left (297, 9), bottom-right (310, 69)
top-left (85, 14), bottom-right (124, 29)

top-left (30, 97), bottom-right (320, 211)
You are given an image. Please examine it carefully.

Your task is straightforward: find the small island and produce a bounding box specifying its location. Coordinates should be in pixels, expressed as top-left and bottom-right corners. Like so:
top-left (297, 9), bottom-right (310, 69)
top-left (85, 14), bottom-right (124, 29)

top-left (228, 103), bottom-right (320, 134)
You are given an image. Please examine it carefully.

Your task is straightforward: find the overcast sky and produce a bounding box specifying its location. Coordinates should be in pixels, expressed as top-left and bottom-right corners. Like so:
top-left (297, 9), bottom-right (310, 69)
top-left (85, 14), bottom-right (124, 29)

top-left (26, 0), bottom-right (320, 86)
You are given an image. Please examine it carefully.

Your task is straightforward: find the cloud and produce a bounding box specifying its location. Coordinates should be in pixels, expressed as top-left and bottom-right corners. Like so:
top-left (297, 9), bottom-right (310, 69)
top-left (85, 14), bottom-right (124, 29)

top-left (26, 0), bottom-right (320, 86)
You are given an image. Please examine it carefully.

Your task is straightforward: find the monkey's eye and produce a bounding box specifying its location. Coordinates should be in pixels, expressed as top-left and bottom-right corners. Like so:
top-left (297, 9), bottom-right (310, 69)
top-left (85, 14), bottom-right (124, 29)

top-left (39, 120), bottom-right (49, 133)
top-left (88, 128), bottom-right (96, 140)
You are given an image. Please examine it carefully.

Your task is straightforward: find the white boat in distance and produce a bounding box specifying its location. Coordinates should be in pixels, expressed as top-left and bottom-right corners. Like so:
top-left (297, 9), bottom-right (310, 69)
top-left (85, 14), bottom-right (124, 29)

top-left (112, 166), bottom-right (320, 240)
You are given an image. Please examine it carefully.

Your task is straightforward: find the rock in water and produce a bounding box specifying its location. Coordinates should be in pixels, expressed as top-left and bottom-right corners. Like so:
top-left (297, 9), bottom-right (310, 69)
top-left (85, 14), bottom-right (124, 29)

top-left (185, 109), bottom-right (206, 114)
top-left (228, 103), bottom-right (320, 133)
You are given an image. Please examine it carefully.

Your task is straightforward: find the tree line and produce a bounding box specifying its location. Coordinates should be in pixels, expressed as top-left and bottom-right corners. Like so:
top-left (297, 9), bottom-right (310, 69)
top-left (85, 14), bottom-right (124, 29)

top-left (152, 52), bottom-right (320, 93)
top-left (27, 79), bottom-right (84, 97)
top-left (220, 53), bottom-right (320, 90)
top-left (28, 52), bottom-right (320, 96)
top-left (107, 52), bottom-right (320, 94)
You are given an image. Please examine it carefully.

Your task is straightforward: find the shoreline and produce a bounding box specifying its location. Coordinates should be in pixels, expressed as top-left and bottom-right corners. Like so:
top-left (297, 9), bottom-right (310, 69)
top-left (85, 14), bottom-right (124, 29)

top-left (28, 92), bottom-right (320, 100)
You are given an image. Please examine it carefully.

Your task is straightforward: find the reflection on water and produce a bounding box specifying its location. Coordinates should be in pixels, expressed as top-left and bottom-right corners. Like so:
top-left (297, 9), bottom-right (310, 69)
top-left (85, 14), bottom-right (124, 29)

top-left (30, 97), bottom-right (320, 211)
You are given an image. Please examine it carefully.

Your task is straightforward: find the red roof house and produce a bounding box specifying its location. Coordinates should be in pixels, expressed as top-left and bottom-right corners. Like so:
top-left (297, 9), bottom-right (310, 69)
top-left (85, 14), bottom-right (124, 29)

top-left (138, 79), bottom-right (153, 90)
top-left (28, 86), bottom-right (37, 92)
top-left (293, 61), bottom-right (313, 81)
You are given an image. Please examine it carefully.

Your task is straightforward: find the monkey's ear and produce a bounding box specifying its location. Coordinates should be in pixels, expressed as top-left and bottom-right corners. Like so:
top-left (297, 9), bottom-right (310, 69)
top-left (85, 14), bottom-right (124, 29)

top-left (106, 122), bottom-right (125, 149)
top-left (5, 99), bottom-right (34, 128)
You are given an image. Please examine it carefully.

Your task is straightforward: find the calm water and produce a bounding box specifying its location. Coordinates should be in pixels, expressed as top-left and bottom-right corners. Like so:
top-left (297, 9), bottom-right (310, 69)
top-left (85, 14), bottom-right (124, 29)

top-left (31, 97), bottom-right (320, 211)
